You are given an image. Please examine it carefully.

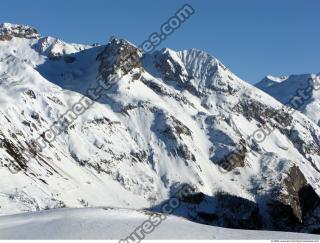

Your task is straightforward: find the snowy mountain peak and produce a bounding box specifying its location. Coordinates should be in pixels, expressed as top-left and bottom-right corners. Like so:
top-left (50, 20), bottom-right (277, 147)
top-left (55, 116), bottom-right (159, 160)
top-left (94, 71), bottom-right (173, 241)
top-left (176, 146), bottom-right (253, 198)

top-left (0, 23), bottom-right (40, 40)
top-left (108, 36), bottom-right (138, 49)
top-left (33, 36), bottom-right (90, 60)
top-left (153, 48), bottom-right (189, 84)
top-left (266, 75), bottom-right (289, 82)
top-left (173, 48), bottom-right (243, 94)
top-left (256, 73), bottom-right (320, 125)
top-left (96, 37), bottom-right (143, 80)
top-left (151, 47), bottom-right (237, 94)
top-left (256, 75), bottom-right (289, 89)
top-left (257, 74), bottom-right (317, 89)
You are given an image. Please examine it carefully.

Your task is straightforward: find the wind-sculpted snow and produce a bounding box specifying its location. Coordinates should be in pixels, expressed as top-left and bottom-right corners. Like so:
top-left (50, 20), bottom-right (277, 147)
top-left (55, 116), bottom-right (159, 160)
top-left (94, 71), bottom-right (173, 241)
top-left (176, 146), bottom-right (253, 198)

top-left (0, 23), bottom-right (320, 234)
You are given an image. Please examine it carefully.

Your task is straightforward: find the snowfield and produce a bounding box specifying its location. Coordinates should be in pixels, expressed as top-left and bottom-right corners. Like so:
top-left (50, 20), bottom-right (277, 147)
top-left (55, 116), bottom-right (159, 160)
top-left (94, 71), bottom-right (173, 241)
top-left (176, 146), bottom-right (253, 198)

top-left (0, 207), bottom-right (319, 240)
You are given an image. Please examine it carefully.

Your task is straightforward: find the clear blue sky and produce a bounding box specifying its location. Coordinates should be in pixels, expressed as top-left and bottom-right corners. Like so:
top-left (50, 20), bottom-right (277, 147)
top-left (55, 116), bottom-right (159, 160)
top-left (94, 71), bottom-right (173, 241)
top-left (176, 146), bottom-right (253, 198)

top-left (1, 0), bottom-right (319, 83)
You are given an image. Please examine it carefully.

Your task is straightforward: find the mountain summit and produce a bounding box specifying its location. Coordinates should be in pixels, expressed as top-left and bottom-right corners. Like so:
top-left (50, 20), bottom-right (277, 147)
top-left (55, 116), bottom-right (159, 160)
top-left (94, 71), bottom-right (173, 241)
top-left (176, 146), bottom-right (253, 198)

top-left (0, 23), bottom-right (40, 40)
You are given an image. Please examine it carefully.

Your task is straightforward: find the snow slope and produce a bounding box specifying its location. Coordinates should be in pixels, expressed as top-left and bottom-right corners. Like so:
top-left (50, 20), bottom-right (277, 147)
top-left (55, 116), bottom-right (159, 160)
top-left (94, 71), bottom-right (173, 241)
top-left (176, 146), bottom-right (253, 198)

top-left (0, 23), bottom-right (320, 234)
top-left (0, 207), bottom-right (318, 240)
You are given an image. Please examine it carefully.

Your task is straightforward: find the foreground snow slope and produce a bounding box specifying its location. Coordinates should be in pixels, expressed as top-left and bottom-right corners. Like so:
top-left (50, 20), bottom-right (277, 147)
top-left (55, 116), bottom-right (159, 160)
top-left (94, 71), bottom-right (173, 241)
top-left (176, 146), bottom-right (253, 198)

top-left (0, 208), bottom-right (318, 240)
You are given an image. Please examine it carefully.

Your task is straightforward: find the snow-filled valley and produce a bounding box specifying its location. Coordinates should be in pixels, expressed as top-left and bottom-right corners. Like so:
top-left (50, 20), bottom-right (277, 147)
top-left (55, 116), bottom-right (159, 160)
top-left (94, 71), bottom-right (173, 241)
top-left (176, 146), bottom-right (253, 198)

top-left (0, 22), bottom-right (320, 239)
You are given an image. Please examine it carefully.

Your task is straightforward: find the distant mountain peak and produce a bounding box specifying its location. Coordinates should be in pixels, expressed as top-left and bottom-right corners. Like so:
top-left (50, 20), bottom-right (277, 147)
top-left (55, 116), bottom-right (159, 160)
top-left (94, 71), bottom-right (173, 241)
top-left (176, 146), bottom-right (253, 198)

top-left (256, 75), bottom-right (289, 89)
top-left (0, 22), bottom-right (40, 40)
top-left (256, 72), bottom-right (320, 125)
top-left (265, 75), bottom-right (289, 82)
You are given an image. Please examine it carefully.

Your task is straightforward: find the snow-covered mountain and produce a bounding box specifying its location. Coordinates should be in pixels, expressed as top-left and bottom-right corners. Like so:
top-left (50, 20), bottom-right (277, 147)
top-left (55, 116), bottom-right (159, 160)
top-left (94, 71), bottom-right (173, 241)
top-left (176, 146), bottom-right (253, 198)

top-left (256, 73), bottom-right (320, 126)
top-left (1, 23), bottom-right (320, 235)
top-left (256, 75), bottom-right (289, 90)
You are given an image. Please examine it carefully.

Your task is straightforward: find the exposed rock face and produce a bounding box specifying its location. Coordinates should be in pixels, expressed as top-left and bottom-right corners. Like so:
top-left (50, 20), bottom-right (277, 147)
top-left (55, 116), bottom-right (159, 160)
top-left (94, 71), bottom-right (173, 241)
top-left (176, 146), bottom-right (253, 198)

top-left (154, 48), bottom-right (188, 83)
top-left (0, 23), bottom-right (40, 41)
top-left (289, 128), bottom-right (320, 159)
top-left (233, 98), bottom-right (293, 127)
top-left (267, 165), bottom-right (320, 231)
top-left (217, 138), bottom-right (247, 171)
top-left (282, 166), bottom-right (308, 222)
top-left (140, 76), bottom-right (195, 107)
top-left (96, 37), bottom-right (143, 81)
top-left (280, 166), bottom-right (320, 222)
top-left (0, 137), bottom-right (28, 172)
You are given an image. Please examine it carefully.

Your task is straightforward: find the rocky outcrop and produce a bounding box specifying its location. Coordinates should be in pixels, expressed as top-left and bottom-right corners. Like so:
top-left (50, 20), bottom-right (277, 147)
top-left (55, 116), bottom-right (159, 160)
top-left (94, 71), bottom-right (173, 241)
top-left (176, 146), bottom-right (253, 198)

top-left (289, 128), bottom-right (320, 159)
top-left (234, 98), bottom-right (293, 127)
top-left (151, 110), bottom-right (195, 163)
top-left (154, 48), bottom-right (188, 84)
top-left (281, 166), bottom-right (319, 221)
top-left (96, 37), bottom-right (143, 81)
top-left (0, 23), bottom-right (40, 41)
top-left (267, 165), bottom-right (320, 231)
top-left (140, 76), bottom-right (195, 107)
top-left (217, 139), bottom-right (247, 171)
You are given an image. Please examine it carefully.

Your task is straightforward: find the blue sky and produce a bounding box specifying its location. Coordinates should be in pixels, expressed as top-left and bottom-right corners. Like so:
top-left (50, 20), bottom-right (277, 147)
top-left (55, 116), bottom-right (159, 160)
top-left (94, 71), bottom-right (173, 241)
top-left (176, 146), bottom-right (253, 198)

top-left (1, 0), bottom-right (319, 83)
